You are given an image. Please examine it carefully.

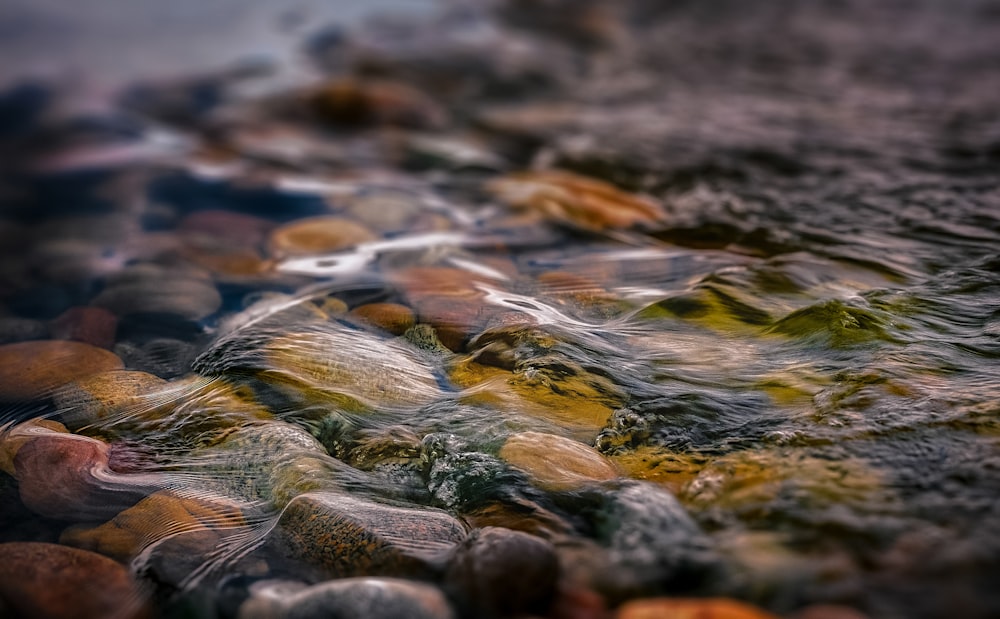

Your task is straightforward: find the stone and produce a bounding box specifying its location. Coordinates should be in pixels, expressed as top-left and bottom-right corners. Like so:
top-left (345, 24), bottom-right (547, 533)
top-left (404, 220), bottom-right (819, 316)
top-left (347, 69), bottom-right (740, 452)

top-left (0, 340), bottom-right (124, 401)
top-left (349, 302), bottom-right (416, 335)
top-left (310, 78), bottom-right (446, 129)
top-left (54, 370), bottom-right (168, 431)
top-left (240, 577), bottom-right (454, 619)
top-left (443, 526), bottom-right (559, 618)
top-left (267, 216), bottom-right (376, 258)
top-left (93, 270), bottom-right (222, 320)
top-left (49, 306), bottom-right (118, 349)
top-left (178, 209), bottom-right (275, 248)
top-left (0, 316), bottom-right (48, 344)
top-left (486, 169), bottom-right (666, 231)
top-left (271, 491), bottom-right (466, 579)
top-left (0, 542), bottom-right (150, 619)
top-left (8, 423), bottom-right (156, 521)
top-left (499, 431), bottom-right (620, 491)
top-left (61, 490), bottom-right (245, 562)
top-left (615, 598), bottom-right (780, 619)
top-left (113, 337), bottom-right (200, 378)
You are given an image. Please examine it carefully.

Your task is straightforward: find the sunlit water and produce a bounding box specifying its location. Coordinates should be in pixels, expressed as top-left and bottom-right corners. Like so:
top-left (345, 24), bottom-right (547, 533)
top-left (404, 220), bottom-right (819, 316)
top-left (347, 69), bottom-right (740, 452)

top-left (1, 1), bottom-right (999, 618)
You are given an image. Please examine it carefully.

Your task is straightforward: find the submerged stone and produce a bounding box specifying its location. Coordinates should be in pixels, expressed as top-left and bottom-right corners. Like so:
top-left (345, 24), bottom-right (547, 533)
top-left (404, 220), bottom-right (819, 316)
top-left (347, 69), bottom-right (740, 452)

top-left (349, 302), bottom-right (416, 336)
top-left (0, 542), bottom-right (151, 619)
top-left (93, 265), bottom-right (222, 321)
top-left (240, 577), bottom-right (454, 619)
top-left (267, 216), bottom-right (377, 258)
top-left (500, 431), bottom-right (619, 491)
top-left (0, 340), bottom-right (124, 401)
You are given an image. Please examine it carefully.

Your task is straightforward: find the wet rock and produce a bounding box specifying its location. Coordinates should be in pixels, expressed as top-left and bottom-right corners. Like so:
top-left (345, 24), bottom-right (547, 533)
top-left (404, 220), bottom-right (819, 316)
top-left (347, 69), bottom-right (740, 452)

top-left (486, 169), bottom-right (666, 231)
top-left (463, 498), bottom-right (575, 539)
top-left (178, 209), bottom-right (276, 249)
top-left (49, 306), bottom-right (118, 349)
top-left (615, 597), bottom-right (780, 619)
top-left (54, 369), bottom-right (168, 430)
top-left (500, 431), bottom-right (620, 491)
top-left (6, 421), bottom-right (156, 520)
top-left (427, 452), bottom-right (524, 511)
top-left (0, 340), bottom-right (124, 401)
top-left (61, 490), bottom-right (245, 563)
top-left (114, 337), bottom-right (200, 378)
top-left (93, 264), bottom-right (222, 320)
top-left (0, 542), bottom-right (151, 619)
top-left (267, 216), bottom-right (377, 258)
top-left (349, 302), bottom-right (416, 335)
top-left (443, 526), bottom-right (559, 618)
top-left (0, 316), bottom-right (48, 344)
top-left (310, 78), bottom-right (447, 129)
top-left (270, 491), bottom-right (466, 579)
top-left (240, 577), bottom-right (454, 619)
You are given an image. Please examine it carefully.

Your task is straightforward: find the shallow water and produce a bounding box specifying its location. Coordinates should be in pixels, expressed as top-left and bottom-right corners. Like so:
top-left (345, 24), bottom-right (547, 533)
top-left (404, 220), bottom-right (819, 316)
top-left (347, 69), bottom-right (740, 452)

top-left (1, 1), bottom-right (999, 618)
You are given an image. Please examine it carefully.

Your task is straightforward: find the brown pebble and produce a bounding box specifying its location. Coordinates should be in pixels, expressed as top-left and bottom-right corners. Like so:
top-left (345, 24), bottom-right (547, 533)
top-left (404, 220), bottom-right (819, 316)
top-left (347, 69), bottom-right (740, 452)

top-left (0, 542), bottom-right (150, 619)
top-left (268, 216), bottom-right (377, 258)
top-left (615, 598), bottom-right (781, 619)
top-left (349, 303), bottom-right (416, 335)
top-left (500, 431), bottom-right (620, 491)
top-left (0, 340), bottom-right (124, 401)
top-left (310, 78), bottom-right (446, 129)
top-left (49, 307), bottom-right (118, 349)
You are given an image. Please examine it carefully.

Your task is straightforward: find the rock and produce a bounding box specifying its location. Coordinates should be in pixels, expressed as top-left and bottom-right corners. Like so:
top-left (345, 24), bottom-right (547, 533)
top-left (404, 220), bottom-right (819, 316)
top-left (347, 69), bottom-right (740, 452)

top-left (310, 78), bottom-right (446, 129)
top-left (0, 340), bottom-right (124, 401)
top-left (349, 302), bottom-right (416, 336)
top-left (54, 370), bottom-right (168, 431)
top-left (615, 598), bottom-right (780, 619)
top-left (500, 431), bottom-right (619, 491)
top-left (267, 216), bottom-right (376, 258)
top-left (271, 491), bottom-right (466, 579)
top-left (49, 306), bottom-right (118, 349)
top-left (0, 542), bottom-right (150, 619)
top-left (178, 209), bottom-right (276, 248)
top-left (463, 499), bottom-right (574, 540)
top-left (0, 316), bottom-right (48, 344)
top-left (8, 422), bottom-right (157, 520)
top-left (443, 526), bottom-right (559, 618)
top-left (113, 337), bottom-right (200, 378)
top-left (486, 169), bottom-right (666, 231)
top-left (240, 577), bottom-right (454, 619)
top-left (93, 264), bottom-right (221, 321)
top-left (61, 490), bottom-right (245, 563)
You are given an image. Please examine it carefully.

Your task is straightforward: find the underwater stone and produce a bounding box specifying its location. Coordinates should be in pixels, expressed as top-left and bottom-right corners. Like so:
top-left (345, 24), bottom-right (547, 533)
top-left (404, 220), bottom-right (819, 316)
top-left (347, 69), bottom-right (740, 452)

top-left (443, 526), bottom-right (559, 618)
top-left (94, 274), bottom-right (222, 321)
top-left (0, 316), bottom-right (48, 344)
top-left (49, 307), bottom-right (117, 349)
top-left (267, 216), bottom-right (376, 258)
top-left (0, 542), bottom-right (151, 619)
top-left (500, 431), bottom-right (620, 491)
top-left (0, 340), bottom-right (124, 401)
top-left (270, 491), bottom-right (466, 579)
top-left (240, 577), bottom-right (454, 619)
top-left (615, 597), bottom-right (780, 619)
top-left (349, 302), bottom-right (416, 336)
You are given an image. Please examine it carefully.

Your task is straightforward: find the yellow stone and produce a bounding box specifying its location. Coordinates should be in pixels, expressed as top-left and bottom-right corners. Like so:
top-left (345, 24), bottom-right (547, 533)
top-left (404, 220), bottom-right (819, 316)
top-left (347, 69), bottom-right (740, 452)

top-left (500, 431), bottom-right (619, 491)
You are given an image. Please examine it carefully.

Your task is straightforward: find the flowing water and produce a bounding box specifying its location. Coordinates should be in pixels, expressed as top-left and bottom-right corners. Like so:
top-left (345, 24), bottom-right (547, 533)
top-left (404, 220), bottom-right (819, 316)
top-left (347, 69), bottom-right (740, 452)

top-left (1, 1), bottom-right (999, 618)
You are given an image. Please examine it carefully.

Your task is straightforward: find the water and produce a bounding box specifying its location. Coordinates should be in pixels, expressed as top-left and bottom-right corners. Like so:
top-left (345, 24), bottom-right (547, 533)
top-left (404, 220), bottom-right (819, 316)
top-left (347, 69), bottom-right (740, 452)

top-left (1, 1), bottom-right (999, 618)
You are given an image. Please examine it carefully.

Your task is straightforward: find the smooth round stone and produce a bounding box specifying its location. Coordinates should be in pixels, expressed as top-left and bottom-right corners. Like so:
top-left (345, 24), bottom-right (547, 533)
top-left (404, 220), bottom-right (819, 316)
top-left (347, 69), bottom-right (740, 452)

top-left (93, 274), bottom-right (222, 320)
top-left (443, 526), bottom-right (559, 618)
top-left (349, 302), bottom-right (415, 336)
top-left (267, 216), bottom-right (376, 258)
top-left (49, 307), bottom-right (118, 349)
top-left (0, 542), bottom-right (150, 619)
top-left (310, 77), bottom-right (446, 129)
top-left (240, 578), bottom-right (454, 619)
top-left (615, 598), bottom-right (781, 619)
top-left (0, 340), bottom-right (124, 401)
top-left (54, 370), bottom-right (168, 431)
top-left (499, 431), bottom-right (620, 491)
top-left (273, 491), bottom-right (466, 579)
top-left (178, 209), bottom-right (275, 248)
top-left (0, 316), bottom-right (48, 344)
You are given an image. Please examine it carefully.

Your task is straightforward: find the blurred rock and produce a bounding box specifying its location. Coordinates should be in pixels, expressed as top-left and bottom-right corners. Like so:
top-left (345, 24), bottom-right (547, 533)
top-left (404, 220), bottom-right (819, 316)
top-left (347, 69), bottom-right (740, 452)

top-left (93, 264), bottom-right (222, 320)
top-left (615, 597), bottom-right (780, 619)
top-left (0, 340), bottom-right (123, 401)
top-left (310, 78), bottom-right (447, 129)
top-left (0, 316), bottom-right (48, 344)
top-left (49, 306), bottom-right (118, 349)
top-left (0, 542), bottom-right (151, 619)
top-left (267, 216), bottom-right (377, 258)
top-left (240, 577), bottom-right (454, 619)
top-left (349, 302), bottom-right (416, 335)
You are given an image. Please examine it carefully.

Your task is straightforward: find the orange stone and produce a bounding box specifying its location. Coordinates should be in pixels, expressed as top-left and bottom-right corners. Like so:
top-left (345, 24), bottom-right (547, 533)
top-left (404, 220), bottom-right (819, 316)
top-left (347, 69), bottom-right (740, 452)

top-left (350, 303), bottom-right (416, 336)
top-left (0, 340), bottom-right (123, 401)
top-left (500, 431), bottom-right (619, 491)
top-left (268, 216), bottom-right (377, 258)
top-left (616, 598), bottom-right (781, 619)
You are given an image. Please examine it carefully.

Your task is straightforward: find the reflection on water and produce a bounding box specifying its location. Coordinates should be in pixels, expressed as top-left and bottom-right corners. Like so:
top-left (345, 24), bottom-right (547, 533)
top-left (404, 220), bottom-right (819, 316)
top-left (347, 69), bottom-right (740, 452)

top-left (2, 1), bottom-right (1000, 618)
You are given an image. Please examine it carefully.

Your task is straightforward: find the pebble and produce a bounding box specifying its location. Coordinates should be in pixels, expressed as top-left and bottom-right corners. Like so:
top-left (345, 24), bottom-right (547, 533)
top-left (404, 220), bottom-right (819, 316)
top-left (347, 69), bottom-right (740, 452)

top-left (310, 77), bottom-right (447, 129)
top-left (443, 526), bottom-right (559, 618)
top-left (0, 340), bottom-right (124, 401)
top-left (240, 577), bottom-right (455, 619)
top-left (178, 209), bottom-right (276, 248)
top-left (272, 491), bottom-right (466, 579)
top-left (499, 431), bottom-right (620, 491)
top-left (615, 598), bottom-right (780, 619)
top-left (113, 337), bottom-right (201, 378)
top-left (0, 542), bottom-right (151, 619)
top-left (93, 265), bottom-right (222, 320)
top-left (349, 302), bottom-right (416, 335)
top-left (53, 369), bottom-right (168, 431)
top-left (49, 306), bottom-right (118, 349)
top-left (0, 316), bottom-right (48, 344)
top-left (267, 216), bottom-right (376, 258)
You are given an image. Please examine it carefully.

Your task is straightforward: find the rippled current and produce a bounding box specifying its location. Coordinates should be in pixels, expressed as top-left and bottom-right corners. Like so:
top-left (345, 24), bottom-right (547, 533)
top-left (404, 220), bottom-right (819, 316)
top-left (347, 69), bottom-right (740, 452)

top-left (1, 1), bottom-right (999, 618)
